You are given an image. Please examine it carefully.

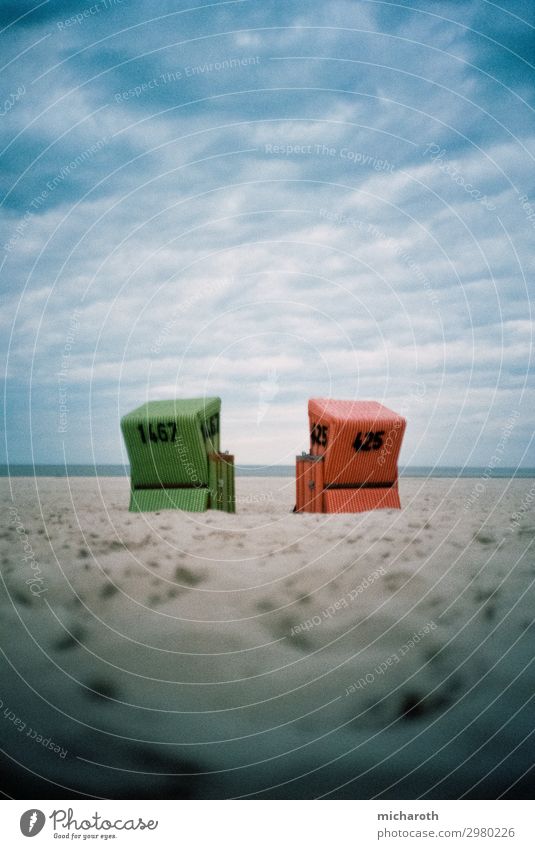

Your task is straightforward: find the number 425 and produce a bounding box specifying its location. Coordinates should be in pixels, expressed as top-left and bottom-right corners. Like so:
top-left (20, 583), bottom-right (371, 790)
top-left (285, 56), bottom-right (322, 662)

top-left (353, 431), bottom-right (384, 452)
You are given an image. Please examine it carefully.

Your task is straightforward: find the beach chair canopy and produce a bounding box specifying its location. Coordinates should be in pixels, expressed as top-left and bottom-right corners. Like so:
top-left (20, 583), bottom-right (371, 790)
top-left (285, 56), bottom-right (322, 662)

top-left (296, 398), bottom-right (406, 513)
top-left (121, 397), bottom-right (234, 512)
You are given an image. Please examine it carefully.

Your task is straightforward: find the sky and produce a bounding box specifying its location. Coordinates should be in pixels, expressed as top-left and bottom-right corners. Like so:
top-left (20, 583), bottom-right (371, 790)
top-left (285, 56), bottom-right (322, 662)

top-left (1, 0), bottom-right (533, 468)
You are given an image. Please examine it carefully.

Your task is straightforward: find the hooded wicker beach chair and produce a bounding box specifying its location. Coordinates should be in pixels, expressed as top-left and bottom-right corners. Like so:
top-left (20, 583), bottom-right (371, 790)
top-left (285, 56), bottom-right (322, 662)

top-left (295, 398), bottom-right (406, 513)
top-left (121, 397), bottom-right (235, 512)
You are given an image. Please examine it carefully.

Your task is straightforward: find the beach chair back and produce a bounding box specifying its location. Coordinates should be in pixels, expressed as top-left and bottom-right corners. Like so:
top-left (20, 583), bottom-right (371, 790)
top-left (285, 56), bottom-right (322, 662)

top-left (296, 398), bottom-right (406, 513)
top-left (121, 397), bottom-right (234, 512)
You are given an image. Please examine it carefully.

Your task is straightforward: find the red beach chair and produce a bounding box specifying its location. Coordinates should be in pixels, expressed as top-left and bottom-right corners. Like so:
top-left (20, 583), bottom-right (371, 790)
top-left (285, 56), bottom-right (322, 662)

top-left (295, 399), bottom-right (406, 513)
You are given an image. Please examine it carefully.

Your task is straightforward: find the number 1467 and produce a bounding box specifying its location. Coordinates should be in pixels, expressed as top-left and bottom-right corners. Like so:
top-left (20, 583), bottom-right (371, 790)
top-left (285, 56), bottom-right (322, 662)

top-left (138, 422), bottom-right (177, 444)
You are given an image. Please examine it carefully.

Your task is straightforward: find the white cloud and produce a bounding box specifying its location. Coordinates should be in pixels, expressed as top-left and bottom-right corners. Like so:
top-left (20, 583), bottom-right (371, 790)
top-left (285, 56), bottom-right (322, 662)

top-left (1, 0), bottom-right (533, 466)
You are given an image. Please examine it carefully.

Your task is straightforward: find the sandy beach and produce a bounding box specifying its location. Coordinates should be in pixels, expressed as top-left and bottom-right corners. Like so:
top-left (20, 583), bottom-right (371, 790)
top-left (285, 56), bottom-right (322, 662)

top-left (1, 475), bottom-right (533, 799)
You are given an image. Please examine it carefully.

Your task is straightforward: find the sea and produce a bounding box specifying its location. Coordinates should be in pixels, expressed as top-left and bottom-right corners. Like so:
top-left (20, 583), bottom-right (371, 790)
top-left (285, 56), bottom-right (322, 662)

top-left (1, 465), bottom-right (534, 478)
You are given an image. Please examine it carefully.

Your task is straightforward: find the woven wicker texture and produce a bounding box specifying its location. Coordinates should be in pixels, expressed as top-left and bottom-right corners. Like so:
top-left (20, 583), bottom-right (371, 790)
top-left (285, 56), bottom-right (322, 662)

top-left (130, 488), bottom-right (210, 513)
top-left (208, 453), bottom-right (236, 513)
top-left (295, 454), bottom-right (324, 513)
top-left (308, 398), bottom-right (405, 486)
top-left (121, 397), bottom-right (229, 512)
top-left (324, 486), bottom-right (401, 513)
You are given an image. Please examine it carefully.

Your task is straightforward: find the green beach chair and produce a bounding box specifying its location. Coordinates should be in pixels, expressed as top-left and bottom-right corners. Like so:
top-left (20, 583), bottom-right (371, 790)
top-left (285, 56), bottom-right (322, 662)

top-left (121, 397), bottom-right (235, 513)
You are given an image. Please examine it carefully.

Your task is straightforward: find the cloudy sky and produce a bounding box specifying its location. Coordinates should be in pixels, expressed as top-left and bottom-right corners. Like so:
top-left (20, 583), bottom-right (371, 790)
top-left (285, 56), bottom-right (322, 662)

top-left (1, 0), bottom-right (533, 467)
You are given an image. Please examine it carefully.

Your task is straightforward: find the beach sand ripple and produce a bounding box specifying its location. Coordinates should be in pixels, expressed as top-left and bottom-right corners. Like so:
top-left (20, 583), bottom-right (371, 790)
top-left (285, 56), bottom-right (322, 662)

top-left (1, 476), bottom-right (533, 799)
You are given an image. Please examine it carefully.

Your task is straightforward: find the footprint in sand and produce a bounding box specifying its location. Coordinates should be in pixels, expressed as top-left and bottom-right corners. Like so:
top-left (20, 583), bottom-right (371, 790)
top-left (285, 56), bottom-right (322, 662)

top-left (100, 583), bottom-right (119, 599)
top-left (129, 748), bottom-right (205, 798)
top-left (286, 623), bottom-right (312, 651)
top-left (256, 598), bottom-right (277, 613)
top-left (482, 602), bottom-right (496, 621)
top-left (266, 613), bottom-right (312, 650)
top-left (11, 589), bottom-right (32, 606)
top-left (295, 593), bottom-right (312, 606)
top-left (474, 532), bottom-right (495, 545)
top-left (397, 689), bottom-right (451, 721)
top-left (474, 588), bottom-right (498, 602)
top-left (384, 571), bottom-right (410, 592)
top-left (174, 566), bottom-right (205, 587)
top-left (53, 625), bottom-right (87, 651)
top-left (83, 677), bottom-right (120, 702)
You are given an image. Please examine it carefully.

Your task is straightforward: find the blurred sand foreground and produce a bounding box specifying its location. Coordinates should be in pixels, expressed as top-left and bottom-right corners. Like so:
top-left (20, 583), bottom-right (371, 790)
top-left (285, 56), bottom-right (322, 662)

top-left (0, 476), bottom-right (534, 799)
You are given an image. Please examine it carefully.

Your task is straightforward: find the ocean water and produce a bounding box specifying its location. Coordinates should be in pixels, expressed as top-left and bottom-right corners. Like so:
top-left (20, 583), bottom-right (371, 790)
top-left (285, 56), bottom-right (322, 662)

top-left (0, 464), bottom-right (534, 478)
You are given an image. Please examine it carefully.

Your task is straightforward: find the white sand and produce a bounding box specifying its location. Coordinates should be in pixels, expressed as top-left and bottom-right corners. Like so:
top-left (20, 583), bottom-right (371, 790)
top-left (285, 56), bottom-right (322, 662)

top-left (1, 475), bottom-right (534, 799)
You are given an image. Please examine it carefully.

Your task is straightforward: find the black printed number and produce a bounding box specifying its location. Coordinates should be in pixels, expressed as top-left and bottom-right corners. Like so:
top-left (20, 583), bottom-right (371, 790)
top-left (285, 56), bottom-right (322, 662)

top-left (138, 422), bottom-right (177, 445)
top-left (311, 423), bottom-right (328, 447)
top-left (201, 415), bottom-right (219, 439)
top-left (353, 430), bottom-right (385, 452)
